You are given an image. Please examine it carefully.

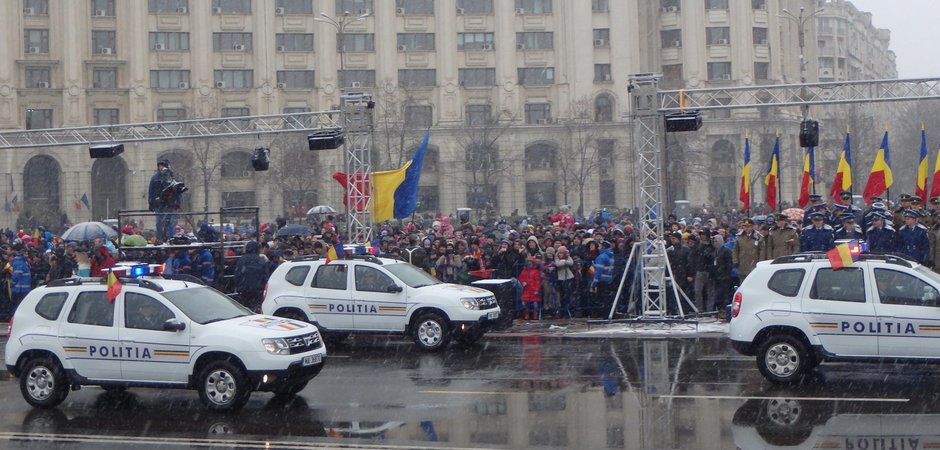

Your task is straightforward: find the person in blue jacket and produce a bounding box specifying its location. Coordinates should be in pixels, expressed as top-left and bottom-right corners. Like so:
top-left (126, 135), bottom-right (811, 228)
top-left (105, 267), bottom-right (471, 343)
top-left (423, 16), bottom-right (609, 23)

top-left (895, 210), bottom-right (930, 265)
top-left (10, 248), bottom-right (31, 314)
top-left (193, 248), bottom-right (216, 286)
top-left (590, 241), bottom-right (615, 317)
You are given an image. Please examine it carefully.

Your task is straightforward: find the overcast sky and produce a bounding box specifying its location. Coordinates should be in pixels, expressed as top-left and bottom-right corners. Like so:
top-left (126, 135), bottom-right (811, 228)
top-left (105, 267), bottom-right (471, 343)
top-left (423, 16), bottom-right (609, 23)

top-left (849, 0), bottom-right (940, 78)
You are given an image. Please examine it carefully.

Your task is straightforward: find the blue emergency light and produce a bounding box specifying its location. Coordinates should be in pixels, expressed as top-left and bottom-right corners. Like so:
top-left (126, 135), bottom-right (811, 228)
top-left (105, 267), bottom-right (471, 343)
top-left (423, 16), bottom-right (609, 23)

top-left (129, 264), bottom-right (150, 278)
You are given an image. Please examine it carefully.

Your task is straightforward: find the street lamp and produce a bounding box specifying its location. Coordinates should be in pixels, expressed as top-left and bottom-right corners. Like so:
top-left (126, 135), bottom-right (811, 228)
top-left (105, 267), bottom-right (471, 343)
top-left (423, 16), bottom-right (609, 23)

top-left (315, 11), bottom-right (370, 91)
top-left (780, 6), bottom-right (824, 118)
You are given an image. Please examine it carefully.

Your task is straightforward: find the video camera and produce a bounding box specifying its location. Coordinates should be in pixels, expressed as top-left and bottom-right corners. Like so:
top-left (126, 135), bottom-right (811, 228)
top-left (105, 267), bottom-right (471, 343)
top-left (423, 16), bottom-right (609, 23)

top-left (160, 179), bottom-right (188, 205)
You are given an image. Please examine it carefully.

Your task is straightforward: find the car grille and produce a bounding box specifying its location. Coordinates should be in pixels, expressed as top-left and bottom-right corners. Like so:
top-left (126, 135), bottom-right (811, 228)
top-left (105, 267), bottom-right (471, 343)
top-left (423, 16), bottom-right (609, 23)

top-left (478, 296), bottom-right (498, 310)
top-left (286, 332), bottom-right (322, 354)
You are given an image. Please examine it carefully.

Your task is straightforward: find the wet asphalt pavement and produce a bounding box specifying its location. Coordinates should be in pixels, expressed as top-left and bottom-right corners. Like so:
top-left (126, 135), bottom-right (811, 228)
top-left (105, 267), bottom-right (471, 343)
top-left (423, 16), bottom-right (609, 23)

top-left (2, 333), bottom-right (940, 449)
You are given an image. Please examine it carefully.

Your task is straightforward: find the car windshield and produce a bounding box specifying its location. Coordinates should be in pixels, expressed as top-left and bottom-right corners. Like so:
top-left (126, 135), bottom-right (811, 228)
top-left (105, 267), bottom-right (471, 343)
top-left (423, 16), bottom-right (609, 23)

top-left (915, 265), bottom-right (940, 284)
top-left (162, 287), bottom-right (252, 325)
top-left (384, 262), bottom-right (442, 288)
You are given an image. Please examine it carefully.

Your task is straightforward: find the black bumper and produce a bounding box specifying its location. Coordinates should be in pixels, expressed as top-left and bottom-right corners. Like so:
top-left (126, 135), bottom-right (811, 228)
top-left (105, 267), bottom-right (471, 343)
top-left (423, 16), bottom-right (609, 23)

top-left (248, 357), bottom-right (325, 392)
top-left (731, 339), bottom-right (756, 356)
top-left (453, 314), bottom-right (499, 332)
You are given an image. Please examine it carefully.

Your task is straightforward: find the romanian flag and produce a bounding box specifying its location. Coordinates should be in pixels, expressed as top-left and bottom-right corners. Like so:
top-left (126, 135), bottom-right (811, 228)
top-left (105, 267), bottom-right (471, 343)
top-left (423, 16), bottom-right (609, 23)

top-left (916, 125), bottom-right (929, 201)
top-left (107, 271), bottom-right (122, 303)
top-left (931, 144), bottom-right (940, 199)
top-left (371, 161), bottom-right (413, 223)
top-left (325, 244), bottom-right (338, 265)
top-left (332, 171), bottom-right (370, 212)
top-left (862, 131), bottom-right (893, 204)
top-left (739, 137), bottom-right (751, 211)
top-left (764, 136), bottom-right (780, 210)
top-left (829, 131), bottom-right (852, 204)
top-left (827, 240), bottom-right (861, 270)
top-left (393, 131), bottom-right (430, 219)
top-left (798, 146), bottom-right (815, 208)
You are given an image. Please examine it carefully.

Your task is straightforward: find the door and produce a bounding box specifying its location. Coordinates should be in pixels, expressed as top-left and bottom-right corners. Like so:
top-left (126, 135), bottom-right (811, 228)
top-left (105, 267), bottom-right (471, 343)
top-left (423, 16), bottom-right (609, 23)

top-left (872, 266), bottom-right (940, 358)
top-left (120, 291), bottom-right (191, 383)
top-left (59, 291), bottom-right (122, 380)
top-left (802, 265), bottom-right (878, 357)
top-left (353, 264), bottom-right (408, 332)
top-left (305, 263), bottom-right (354, 330)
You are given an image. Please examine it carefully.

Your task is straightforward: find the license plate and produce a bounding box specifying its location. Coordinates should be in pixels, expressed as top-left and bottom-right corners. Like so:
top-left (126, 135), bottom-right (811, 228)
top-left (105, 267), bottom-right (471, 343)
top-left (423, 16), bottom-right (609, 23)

top-left (487, 311), bottom-right (499, 320)
top-left (302, 354), bottom-right (322, 366)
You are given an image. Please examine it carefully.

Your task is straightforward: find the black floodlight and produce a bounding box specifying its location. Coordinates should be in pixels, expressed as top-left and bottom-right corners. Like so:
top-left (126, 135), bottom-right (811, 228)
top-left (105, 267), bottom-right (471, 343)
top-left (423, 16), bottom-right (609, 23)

top-left (664, 111), bottom-right (703, 132)
top-left (251, 147), bottom-right (270, 171)
top-left (799, 119), bottom-right (819, 147)
top-left (307, 129), bottom-right (345, 151)
top-left (89, 143), bottom-right (125, 158)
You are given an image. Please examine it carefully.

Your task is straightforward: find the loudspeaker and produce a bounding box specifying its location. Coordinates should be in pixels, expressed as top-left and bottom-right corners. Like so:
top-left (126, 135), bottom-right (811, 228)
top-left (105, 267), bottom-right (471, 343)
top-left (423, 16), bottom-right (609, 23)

top-left (800, 119), bottom-right (819, 147)
top-left (89, 143), bottom-right (125, 158)
top-left (664, 111), bottom-right (703, 132)
top-left (307, 129), bottom-right (345, 151)
top-left (251, 147), bottom-right (270, 171)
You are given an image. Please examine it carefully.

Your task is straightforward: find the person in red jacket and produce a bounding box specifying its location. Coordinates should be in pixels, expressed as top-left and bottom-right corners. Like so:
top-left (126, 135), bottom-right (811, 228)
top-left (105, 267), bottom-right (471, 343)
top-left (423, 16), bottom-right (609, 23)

top-left (518, 256), bottom-right (542, 320)
top-left (90, 245), bottom-right (115, 277)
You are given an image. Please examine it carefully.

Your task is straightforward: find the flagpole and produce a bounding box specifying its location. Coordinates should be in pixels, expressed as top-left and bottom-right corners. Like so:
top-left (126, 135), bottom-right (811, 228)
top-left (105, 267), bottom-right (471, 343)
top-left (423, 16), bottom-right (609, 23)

top-left (847, 126), bottom-right (852, 198)
top-left (777, 130), bottom-right (782, 213)
top-left (884, 126), bottom-right (890, 205)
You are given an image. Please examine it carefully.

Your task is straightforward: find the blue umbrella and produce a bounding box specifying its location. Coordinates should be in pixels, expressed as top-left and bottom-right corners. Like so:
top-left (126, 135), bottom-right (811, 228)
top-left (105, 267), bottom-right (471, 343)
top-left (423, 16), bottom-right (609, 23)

top-left (276, 224), bottom-right (311, 238)
top-left (61, 221), bottom-right (117, 242)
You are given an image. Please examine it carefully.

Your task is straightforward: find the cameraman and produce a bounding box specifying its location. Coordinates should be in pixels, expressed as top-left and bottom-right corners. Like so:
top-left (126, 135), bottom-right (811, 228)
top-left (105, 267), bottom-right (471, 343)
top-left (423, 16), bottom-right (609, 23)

top-left (148, 158), bottom-right (182, 244)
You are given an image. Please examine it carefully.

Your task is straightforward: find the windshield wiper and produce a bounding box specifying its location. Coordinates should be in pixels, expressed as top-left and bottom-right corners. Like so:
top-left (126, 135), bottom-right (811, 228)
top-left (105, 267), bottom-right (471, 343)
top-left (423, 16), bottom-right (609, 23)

top-left (202, 315), bottom-right (241, 325)
top-left (412, 284), bottom-right (431, 288)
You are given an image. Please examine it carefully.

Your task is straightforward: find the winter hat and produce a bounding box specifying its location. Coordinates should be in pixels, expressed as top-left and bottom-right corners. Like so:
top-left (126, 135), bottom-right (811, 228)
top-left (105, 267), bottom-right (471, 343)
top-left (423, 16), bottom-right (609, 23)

top-left (557, 246), bottom-right (569, 254)
top-left (545, 247), bottom-right (556, 255)
top-left (711, 235), bottom-right (725, 246)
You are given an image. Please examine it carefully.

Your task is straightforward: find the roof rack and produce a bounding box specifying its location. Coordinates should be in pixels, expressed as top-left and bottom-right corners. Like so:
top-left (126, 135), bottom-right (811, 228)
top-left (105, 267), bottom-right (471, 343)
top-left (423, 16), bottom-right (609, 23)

top-left (345, 254), bottom-right (383, 265)
top-left (45, 276), bottom-right (165, 292)
top-left (770, 252), bottom-right (913, 268)
top-left (160, 273), bottom-right (205, 286)
top-left (290, 255), bottom-right (322, 262)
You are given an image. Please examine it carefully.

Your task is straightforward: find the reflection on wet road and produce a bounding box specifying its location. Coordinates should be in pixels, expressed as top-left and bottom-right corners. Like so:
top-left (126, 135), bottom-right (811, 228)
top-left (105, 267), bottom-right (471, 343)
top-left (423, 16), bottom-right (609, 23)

top-left (2, 335), bottom-right (940, 449)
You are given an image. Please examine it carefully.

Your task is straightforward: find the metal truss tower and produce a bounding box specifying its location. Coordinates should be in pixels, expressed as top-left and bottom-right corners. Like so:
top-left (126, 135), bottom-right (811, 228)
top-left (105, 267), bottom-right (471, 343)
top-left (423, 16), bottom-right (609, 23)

top-left (340, 92), bottom-right (375, 245)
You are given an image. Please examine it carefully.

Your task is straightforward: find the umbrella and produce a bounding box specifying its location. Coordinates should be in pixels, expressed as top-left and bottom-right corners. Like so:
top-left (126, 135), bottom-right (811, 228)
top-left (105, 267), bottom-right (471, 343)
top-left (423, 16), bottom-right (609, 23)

top-left (61, 221), bottom-right (117, 242)
top-left (276, 224), bottom-right (311, 238)
top-left (306, 205), bottom-right (336, 215)
top-left (782, 208), bottom-right (804, 221)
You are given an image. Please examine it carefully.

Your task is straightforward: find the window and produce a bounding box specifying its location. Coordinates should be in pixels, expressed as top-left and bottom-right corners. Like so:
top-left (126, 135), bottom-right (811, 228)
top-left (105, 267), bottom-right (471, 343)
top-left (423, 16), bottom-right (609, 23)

top-left (149, 0), bottom-right (188, 13)
top-left (707, 62), bottom-right (732, 81)
top-left (598, 139), bottom-right (615, 170)
top-left (875, 269), bottom-right (940, 306)
top-left (312, 264), bottom-right (347, 290)
top-left (518, 67), bottom-right (554, 86)
top-left (459, 68), bottom-right (496, 87)
top-left (150, 70), bottom-right (190, 88)
top-left (465, 104), bottom-right (492, 126)
top-left (593, 29), bottom-right (610, 47)
top-left (515, 0), bottom-right (552, 14)
top-left (397, 33), bottom-right (435, 51)
top-left (336, 0), bottom-right (373, 13)
top-left (25, 68), bottom-right (50, 88)
top-left (35, 293), bottom-right (68, 321)
top-left (338, 33), bottom-right (375, 52)
top-left (404, 105), bottom-right (433, 128)
top-left (221, 107), bottom-right (249, 118)
top-left (524, 103), bottom-right (551, 124)
top-left (753, 27), bottom-right (768, 45)
top-left (595, 94), bottom-right (614, 121)
top-left (355, 266), bottom-right (395, 293)
top-left (213, 32), bottom-right (253, 51)
top-left (221, 191), bottom-right (255, 208)
top-left (467, 184), bottom-right (497, 210)
top-left (94, 108), bottom-right (119, 125)
top-left (810, 268), bottom-right (866, 303)
top-left (24, 0), bottom-right (49, 15)
top-left (24, 29), bottom-right (50, 53)
top-left (149, 32), bottom-right (190, 51)
top-left (417, 185), bottom-right (438, 212)
top-left (67, 292), bottom-right (114, 327)
top-left (91, 0), bottom-right (116, 16)
top-left (221, 151), bottom-right (253, 177)
top-left (277, 70), bottom-right (316, 89)
top-left (458, 33), bottom-right (495, 50)
top-left (339, 70), bottom-right (375, 87)
top-left (754, 62), bottom-right (770, 81)
top-left (92, 30), bottom-right (117, 54)
top-left (456, 0), bottom-right (493, 14)
top-left (705, 0), bottom-right (728, 10)
top-left (661, 29), bottom-right (682, 48)
top-left (526, 182), bottom-right (556, 211)
top-left (156, 108), bottom-right (186, 122)
top-left (594, 64), bottom-right (612, 82)
top-left (706, 27), bottom-right (730, 45)
top-left (660, 0), bottom-right (680, 10)
top-left (399, 69), bottom-right (436, 88)
top-left (125, 293), bottom-right (175, 331)
top-left (276, 0), bottom-right (312, 14)
top-left (214, 70), bottom-right (254, 89)
top-left (525, 144), bottom-right (556, 170)
top-left (768, 269), bottom-right (805, 297)
top-left (599, 179), bottom-right (616, 207)
top-left (662, 64), bottom-right (683, 89)
top-left (592, 0), bottom-right (609, 12)
top-left (212, 0), bottom-right (251, 14)
top-left (396, 0), bottom-right (433, 15)
top-left (751, 0), bottom-right (766, 9)
top-left (516, 32), bottom-right (553, 50)
top-left (276, 33), bottom-right (314, 52)
top-left (26, 109), bottom-right (52, 129)
top-left (284, 266), bottom-right (311, 286)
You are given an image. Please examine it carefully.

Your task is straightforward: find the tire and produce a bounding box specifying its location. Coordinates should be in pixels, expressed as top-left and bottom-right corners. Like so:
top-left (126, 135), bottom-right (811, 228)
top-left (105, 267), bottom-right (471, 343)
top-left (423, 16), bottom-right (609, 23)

top-left (197, 360), bottom-right (251, 411)
top-left (19, 357), bottom-right (70, 408)
top-left (275, 309), bottom-right (307, 322)
top-left (413, 312), bottom-right (451, 352)
top-left (272, 380), bottom-right (308, 397)
top-left (757, 334), bottom-right (811, 384)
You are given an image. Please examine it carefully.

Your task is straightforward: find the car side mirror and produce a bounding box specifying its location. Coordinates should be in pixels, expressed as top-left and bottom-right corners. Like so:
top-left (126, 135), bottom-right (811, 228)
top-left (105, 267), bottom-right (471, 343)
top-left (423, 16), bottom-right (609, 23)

top-left (387, 284), bottom-right (403, 293)
top-left (163, 318), bottom-right (186, 332)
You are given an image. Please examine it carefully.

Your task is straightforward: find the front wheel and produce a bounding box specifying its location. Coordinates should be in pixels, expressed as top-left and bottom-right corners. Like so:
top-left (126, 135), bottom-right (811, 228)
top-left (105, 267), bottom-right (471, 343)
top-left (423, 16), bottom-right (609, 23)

top-left (20, 357), bottom-right (70, 408)
top-left (757, 335), bottom-right (812, 384)
top-left (197, 360), bottom-right (251, 411)
top-left (413, 312), bottom-right (451, 352)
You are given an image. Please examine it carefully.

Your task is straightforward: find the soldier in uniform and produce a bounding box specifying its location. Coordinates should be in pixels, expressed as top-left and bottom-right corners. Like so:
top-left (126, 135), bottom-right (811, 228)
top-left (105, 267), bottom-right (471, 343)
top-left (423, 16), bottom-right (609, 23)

top-left (866, 213), bottom-right (895, 254)
top-left (802, 194), bottom-right (829, 227)
top-left (834, 216), bottom-right (864, 241)
top-left (838, 191), bottom-right (863, 222)
top-left (863, 200), bottom-right (892, 232)
top-left (767, 213), bottom-right (800, 260)
top-left (894, 194), bottom-right (912, 228)
top-left (733, 218), bottom-right (762, 280)
top-left (800, 212), bottom-right (835, 252)
top-left (911, 195), bottom-right (929, 228)
top-left (926, 196), bottom-right (940, 230)
top-left (896, 210), bottom-right (930, 265)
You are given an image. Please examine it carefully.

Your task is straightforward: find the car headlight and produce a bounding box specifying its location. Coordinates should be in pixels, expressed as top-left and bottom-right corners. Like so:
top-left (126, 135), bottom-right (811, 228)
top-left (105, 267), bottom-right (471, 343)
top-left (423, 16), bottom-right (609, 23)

top-left (461, 298), bottom-right (480, 310)
top-left (262, 338), bottom-right (290, 355)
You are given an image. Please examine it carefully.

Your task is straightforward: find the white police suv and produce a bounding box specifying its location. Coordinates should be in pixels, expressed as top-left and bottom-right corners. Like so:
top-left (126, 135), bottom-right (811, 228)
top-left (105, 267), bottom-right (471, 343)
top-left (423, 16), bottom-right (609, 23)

top-left (6, 273), bottom-right (326, 411)
top-left (262, 255), bottom-right (500, 351)
top-left (730, 249), bottom-right (940, 383)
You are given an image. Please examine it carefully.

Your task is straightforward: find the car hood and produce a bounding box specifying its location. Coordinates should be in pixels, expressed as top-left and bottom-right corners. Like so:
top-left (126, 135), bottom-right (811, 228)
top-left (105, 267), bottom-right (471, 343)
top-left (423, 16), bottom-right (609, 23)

top-left (201, 315), bottom-right (317, 337)
top-left (414, 283), bottom-right (494, 299)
